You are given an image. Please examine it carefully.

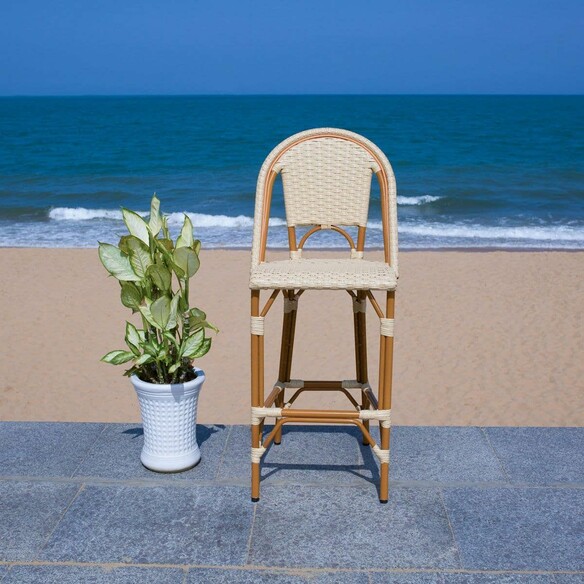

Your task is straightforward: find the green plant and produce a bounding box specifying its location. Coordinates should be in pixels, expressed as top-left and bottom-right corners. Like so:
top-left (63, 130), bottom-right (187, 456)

top-left (98, 195), bottom-right (216, 384)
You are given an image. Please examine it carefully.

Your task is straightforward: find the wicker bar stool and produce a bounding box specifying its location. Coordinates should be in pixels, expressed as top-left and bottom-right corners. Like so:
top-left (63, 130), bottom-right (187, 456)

top-left (249, 128), bottom-right (398, 502)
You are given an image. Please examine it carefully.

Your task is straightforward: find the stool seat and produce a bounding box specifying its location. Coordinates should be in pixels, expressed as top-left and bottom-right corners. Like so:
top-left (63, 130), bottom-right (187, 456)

top-left (250, 258), bottom-right (397, 291)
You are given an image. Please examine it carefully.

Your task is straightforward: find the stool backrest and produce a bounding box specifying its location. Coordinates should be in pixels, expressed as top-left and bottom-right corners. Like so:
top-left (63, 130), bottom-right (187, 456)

top-left (251, 128), bottom-right (398, 275)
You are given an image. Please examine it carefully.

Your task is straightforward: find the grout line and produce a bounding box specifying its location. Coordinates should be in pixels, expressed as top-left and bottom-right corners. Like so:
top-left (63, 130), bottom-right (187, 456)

top-left (244, 500), bottom-right (258, 565)
top-left (181, 566), bottom-right (189, 584)
top-left (480, 427), bottom-right (512, 483)
top-left (69, 423), bottom-right (108, 479)
top-left (0, 561), bottom-right (582, 577)
top-left (438, 487), bottom-right (464, 570)
top-left (1, 474), bottom-right (582, 490)
top-left (214, 425), bottom-right (234, 482)
top-left (35, 482), bottom-right (86, 557)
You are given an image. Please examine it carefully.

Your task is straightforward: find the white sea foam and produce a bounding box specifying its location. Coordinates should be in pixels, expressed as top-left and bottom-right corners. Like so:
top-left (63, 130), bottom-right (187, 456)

top-left (49, 207), bottom-right (286, 228)
top-left (164, 212), bottom-right (286, 228)
top-left (396, 195), bottom-right (441, 206)
top-left (367, 220), bottom-right (584, 241)
top-left (39, 207), bottom-right (584, 248)
top-left (49, 207), bottom-right (127, 221)
top-left (399, 222), bottom-right (584, 241)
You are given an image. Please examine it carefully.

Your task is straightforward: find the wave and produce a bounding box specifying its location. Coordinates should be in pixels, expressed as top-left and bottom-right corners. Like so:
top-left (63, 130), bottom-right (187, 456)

top-left (49, 207), bottom-right (124, 221)
top-left (398, 222), bottom-right (584, 242)
top-left (396, 195), bottom-right (441, 206)
top-left (165, 212), bottom-right (287, 228)
top-left (41, 207), bottom-right (584, 246)
top-left (48, 195), bottom-right (439, 226)
top-left (48, 207), bottom-right (286, 228)
top-left (49, 196), bottom-right (441, 224)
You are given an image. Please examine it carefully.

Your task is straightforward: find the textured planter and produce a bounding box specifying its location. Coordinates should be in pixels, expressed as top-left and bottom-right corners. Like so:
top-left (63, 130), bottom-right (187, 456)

top-left (131, 368), bottom-right (205, 472)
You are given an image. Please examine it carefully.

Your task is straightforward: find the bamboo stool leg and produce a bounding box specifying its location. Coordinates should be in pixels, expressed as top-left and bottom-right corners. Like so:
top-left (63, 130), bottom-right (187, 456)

top-left (378, 291), bottom-right (395, 503)
top-left (251, 290), bottom-right (262, 502)
top-left (353, 290), bottom-right (369, 445)
top-left (275, 290), bottom-right (297, 444)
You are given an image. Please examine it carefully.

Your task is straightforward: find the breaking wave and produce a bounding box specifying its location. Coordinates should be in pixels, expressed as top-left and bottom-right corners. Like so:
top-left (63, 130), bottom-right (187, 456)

top-left (48, 208), bottom-right (286, 227)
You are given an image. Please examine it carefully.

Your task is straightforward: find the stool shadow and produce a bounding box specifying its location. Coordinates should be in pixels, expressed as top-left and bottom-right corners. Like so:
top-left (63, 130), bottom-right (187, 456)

top-left (260, 425), bottom-right (382, 489)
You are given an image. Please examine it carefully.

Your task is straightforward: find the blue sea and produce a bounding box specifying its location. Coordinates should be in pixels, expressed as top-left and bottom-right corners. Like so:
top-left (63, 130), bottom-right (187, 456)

top-left (0, 95), bottom-right (583, 249)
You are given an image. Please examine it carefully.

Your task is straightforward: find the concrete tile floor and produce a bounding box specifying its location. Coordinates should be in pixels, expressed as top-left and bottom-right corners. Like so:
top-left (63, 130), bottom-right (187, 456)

top-left (0, 423), bottom-right (582, 583)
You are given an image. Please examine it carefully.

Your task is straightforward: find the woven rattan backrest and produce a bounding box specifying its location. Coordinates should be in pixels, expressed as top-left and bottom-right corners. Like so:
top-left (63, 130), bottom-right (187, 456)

top-left (274, 137), bottom-right (378, 228)
top-left (251, 128), bottom-right (398, 274)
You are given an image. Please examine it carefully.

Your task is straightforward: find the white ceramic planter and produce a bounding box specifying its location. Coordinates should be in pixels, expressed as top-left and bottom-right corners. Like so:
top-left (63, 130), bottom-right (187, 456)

top-left (131, 368), bottom-right (205, 472)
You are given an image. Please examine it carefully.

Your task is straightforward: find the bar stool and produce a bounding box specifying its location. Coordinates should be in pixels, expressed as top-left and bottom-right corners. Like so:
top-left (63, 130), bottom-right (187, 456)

top-left (249, 128), bottom-right (398, 502)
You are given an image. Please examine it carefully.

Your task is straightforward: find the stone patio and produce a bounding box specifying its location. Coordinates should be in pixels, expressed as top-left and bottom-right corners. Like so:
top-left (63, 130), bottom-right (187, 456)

top-left (0, 423), bottom-right (582, 583)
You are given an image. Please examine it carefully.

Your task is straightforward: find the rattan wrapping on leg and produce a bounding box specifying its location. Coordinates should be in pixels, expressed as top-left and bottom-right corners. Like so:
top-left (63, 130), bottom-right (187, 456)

top-left (250, 316), bottom-right (265, 335)
top-left (380, 318), bottom-right (394, 337)
top-left (251, 406), bottom-right (283, 425)
top-left (352, 298), bottom-right (366, 313)
top-left (251, 446), bottom-right (266, 463)
top-left (359, 409), bottom-right (391, 428)
top-left (350, 249), bottom-right (364, 259)
top-left (372, 445), bottom-right (390, 464)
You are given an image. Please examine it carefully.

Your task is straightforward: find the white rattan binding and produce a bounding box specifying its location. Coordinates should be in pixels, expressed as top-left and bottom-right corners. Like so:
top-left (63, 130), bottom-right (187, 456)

top-left (380, 318), bottom-right (394, 337)
top-left (250, 316), bottom-right (265, 336)
top-left (372, 445), bottom-right (390, 464)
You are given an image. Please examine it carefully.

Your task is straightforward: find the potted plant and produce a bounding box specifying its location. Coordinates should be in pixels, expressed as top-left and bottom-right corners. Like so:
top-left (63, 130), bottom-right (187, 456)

top-left (98, 195), bottom-right (216, 472)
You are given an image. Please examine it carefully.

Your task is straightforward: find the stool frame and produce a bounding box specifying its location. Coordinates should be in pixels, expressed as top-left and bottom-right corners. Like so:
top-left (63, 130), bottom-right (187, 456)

top-left (249, 128), bottom-right (398, 503)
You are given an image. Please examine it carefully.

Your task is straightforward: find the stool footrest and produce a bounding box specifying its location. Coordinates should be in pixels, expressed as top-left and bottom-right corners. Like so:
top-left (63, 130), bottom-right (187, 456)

top-left (251, 405), bottom-right (391, 425)
top-left (273, 379), bottom-right (372, 390)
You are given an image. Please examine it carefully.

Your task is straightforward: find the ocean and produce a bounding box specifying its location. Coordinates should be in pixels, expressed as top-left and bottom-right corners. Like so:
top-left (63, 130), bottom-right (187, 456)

top-left (0, 95), bottom-right (583, 250)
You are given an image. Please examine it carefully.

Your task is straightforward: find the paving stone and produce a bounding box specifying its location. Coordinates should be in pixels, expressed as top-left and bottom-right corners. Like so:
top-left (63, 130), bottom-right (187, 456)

top-left (0, 566), bottom-right (7, 582)
top-left (442, 487), bottom-right (584, 571)
top-left (249, 485), bottom-right (458, 569)
top-left (187, 568), bottom-right (368, 583)
top-left (553, 575), bottom-right (584, 583)
top-left (357, 427), bottom-right (506, 485)
top-left (73, 423), bottom-right (229, 482)
top-left (1, 565), bottom-right (185, 583)
top-left (0, 422), bottom-right (104, 478)
top-left (485, 428), bottom-right (584, 485)
top-left (0, 481), bottom-right (80, 561)
top-left (40, 484), bottom-right (253, 565)
top-left (218, 425), bottom-right (369, 486)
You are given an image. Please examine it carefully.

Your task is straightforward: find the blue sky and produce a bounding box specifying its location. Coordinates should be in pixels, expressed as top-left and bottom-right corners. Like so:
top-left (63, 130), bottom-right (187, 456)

top-left (1, 0), bottom-right (582, 95)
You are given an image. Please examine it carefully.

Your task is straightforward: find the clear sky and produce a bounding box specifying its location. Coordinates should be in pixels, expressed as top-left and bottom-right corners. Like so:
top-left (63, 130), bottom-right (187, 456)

top-left (1, 0), bottom-right (582, 95)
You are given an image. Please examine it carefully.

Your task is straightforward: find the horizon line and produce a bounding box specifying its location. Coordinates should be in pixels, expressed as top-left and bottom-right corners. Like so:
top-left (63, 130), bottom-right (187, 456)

top-left (1, 92), bottom-right (583, 98)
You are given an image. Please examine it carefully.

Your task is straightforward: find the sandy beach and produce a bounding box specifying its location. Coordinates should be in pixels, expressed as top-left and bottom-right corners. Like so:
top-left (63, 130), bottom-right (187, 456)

top-left (0, 248), bottom-right (582, 426)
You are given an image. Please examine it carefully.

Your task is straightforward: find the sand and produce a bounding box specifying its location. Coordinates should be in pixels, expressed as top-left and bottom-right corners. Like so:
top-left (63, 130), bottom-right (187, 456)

top-left (0, 249), bottom-right (582, 426)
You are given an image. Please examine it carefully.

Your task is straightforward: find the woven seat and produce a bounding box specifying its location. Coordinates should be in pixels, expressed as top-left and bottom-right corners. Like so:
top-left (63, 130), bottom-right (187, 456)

top-left (250, 258), bottom-right (397, 291)
top-left (248, 128), bottom-right (399, 504)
